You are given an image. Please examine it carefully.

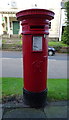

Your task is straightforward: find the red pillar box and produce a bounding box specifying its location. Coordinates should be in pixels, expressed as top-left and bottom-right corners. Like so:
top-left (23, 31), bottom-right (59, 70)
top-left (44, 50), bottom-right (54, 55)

top-left (16, 9), bottom-right (54, 107)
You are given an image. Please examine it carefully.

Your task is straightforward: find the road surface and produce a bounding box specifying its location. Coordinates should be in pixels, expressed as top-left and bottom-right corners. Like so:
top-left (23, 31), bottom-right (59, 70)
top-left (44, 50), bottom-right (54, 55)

top-left (1, 51), bottom-right (68, 79)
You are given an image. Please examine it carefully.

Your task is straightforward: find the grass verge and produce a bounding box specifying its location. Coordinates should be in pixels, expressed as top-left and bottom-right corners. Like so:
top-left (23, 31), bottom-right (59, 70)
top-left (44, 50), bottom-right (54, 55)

top-left (47, 79), bottom-right (67, 101)
top-left (1, 78), bottom-right (68, 101)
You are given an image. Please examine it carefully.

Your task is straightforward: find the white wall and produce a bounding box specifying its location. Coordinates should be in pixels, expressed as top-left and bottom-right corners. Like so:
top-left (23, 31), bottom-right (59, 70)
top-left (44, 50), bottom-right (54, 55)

top-left (62, 9), bottom-right (66, 26)
top-left (49, 8), bottom-right (61, 38)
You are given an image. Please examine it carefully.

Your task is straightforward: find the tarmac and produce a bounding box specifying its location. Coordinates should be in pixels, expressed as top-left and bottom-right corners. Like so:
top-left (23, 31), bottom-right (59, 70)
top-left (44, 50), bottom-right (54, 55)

top-left (0, 100), bottom-right (68, 120)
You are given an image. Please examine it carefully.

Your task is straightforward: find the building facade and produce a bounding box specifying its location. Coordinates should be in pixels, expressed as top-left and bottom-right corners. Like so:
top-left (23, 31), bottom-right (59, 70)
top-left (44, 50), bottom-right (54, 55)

top-left (0, 0), bottom-right (66, 41)
top-left (0, 9), bottom-right (20, 36)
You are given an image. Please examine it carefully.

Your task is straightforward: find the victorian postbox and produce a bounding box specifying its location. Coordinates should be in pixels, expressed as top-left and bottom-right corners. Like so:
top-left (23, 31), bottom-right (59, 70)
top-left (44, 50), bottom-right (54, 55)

top-left (16, 9), bottom-right (54, 107)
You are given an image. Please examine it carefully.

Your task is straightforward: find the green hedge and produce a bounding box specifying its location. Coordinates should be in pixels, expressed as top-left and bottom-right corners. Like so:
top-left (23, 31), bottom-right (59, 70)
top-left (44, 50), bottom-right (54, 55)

top-left (48, 41), bottom-right (68, 52)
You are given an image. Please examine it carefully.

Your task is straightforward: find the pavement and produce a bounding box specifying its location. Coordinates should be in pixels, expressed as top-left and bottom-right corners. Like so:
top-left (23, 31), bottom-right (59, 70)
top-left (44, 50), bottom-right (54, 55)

top-left (0, 100), bottom-right (68, 120)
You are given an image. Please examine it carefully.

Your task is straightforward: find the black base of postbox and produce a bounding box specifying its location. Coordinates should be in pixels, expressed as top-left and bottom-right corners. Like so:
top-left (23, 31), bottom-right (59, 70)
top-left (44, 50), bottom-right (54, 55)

top-left (23, 88), bottom-right (47, 108)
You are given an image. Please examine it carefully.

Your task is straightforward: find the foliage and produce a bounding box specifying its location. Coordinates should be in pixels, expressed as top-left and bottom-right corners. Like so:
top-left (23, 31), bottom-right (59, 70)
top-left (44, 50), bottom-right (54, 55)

top-left (62, 1), bottom-right (69, 45)
top-left (48, 41), bottom-right (67, 47)
top-left (19, 34), bottom-right (22, 39)
top-left (2, 40), bottom-right (6, 44)
top-left (62, 26), bottom-right (69, 44)
top-left (53, 45), bottom-right (62, 51)
top-left (48, 41), bottom-right (68, 51)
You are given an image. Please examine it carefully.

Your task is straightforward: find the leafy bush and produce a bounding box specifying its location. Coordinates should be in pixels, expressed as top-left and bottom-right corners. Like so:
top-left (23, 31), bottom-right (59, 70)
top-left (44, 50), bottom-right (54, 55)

top-left (2, 40), bottom-right (6, 44)
top-left (62, 1), bottom-right (69, 45)
top-left (48, 41), bottom-right (67, 47)
top-left (19, 34), bottom-right (22, 39)
top-left (62, 26), bottom-right (69, 45)
top-left (53, 45), bottom-right (62, 51)
top-left (48, 41), bottom-right (68, 52)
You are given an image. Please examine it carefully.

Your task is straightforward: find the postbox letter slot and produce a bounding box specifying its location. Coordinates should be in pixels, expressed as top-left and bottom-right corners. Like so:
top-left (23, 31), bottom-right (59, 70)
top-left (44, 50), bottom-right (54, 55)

top-left (30, 25), bottom-right (44, 29)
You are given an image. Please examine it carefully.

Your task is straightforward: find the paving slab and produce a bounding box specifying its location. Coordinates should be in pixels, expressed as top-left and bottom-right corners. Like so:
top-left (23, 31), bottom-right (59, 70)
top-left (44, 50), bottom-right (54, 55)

top-left (3, 108), bottom-right (46, 119)
top-left (0, 104), bottom-right (2, 120)
top-left (2, 101), bottom-right (68, 119)
top-left (44, 106), bottom-right (67, 118)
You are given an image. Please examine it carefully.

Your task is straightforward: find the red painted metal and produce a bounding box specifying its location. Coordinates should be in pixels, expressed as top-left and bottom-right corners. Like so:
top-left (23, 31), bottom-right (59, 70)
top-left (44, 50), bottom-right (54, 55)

top-left (16, 9), bottom-right (54, 92)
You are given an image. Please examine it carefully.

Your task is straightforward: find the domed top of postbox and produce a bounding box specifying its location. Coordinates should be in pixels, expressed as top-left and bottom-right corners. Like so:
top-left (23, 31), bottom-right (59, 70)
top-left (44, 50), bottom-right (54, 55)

top-left (16, 8), bottom-right (55, 21)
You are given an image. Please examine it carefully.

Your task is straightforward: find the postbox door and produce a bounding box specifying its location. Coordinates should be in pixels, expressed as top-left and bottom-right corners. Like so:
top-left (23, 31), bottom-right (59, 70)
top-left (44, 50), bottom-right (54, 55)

top-left (23, 34), bottom-right (48, 92)
top-left (30, 35), bottom-right (48, 92)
